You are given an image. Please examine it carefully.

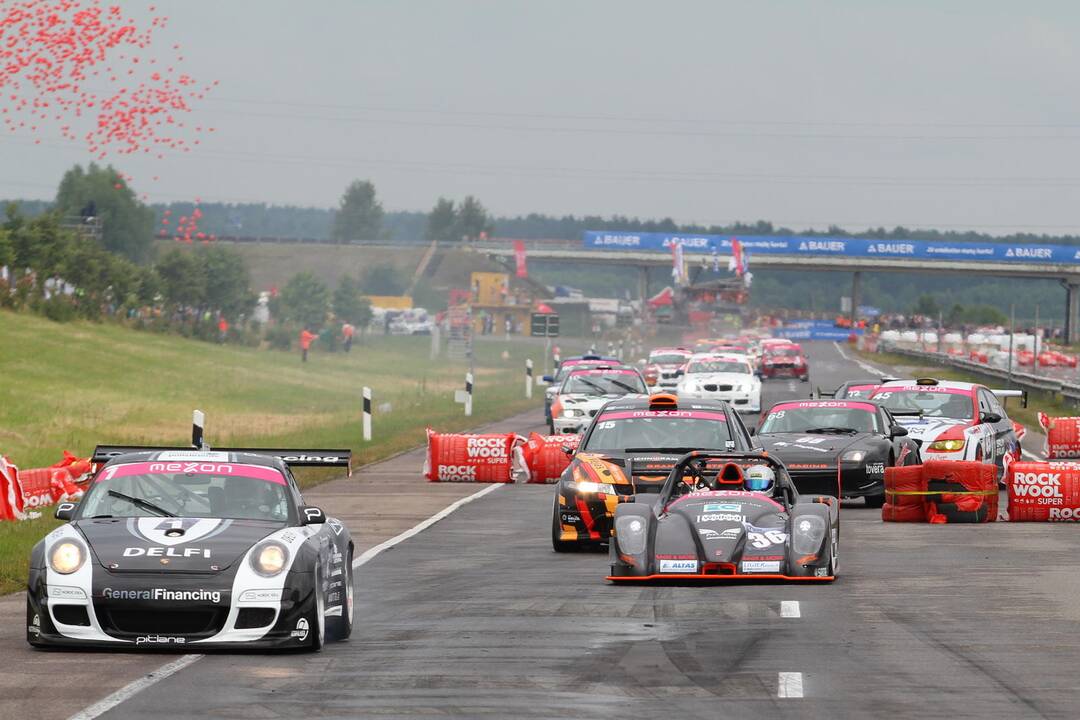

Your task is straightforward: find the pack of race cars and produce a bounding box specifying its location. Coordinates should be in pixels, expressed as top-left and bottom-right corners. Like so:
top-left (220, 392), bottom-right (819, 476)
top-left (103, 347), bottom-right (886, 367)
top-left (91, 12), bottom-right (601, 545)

top-left (545, 337), bottom-right (1027, 582)
top-left (29, 337), bottom-right (1029, 652)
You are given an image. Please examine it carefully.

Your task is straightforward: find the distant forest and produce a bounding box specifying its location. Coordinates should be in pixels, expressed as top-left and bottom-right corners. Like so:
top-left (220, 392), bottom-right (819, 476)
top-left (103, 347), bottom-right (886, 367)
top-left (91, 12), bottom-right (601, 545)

top-left (6, 198), bottom-right (1074, 322)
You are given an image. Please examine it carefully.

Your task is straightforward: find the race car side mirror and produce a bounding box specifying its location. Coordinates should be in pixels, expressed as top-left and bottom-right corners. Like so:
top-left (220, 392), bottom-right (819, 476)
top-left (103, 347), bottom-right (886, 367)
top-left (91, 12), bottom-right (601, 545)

top-left (981, 412), bottom-right (1002, 424)
top-left (561, 445), bottom-right (576, 457)
top-left (541, 375), bottom-right (553, 384)
top-left (748, 427), bottom-right (756, 436)
top-left (890, 426), bottom-right (908, 438)
top-left (54, 502), bottom-right (76, 521)
top-left (301, 506), bottom-right (327, 525)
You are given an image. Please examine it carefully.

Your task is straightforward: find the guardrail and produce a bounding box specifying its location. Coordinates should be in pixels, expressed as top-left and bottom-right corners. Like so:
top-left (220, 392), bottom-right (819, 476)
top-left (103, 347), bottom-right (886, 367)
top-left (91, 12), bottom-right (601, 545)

top-left (878, 342), bottom-right (1080, 406)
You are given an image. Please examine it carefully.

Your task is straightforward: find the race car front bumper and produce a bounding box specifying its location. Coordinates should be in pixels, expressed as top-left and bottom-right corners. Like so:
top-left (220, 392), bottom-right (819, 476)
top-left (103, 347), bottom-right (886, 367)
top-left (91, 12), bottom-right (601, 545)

top-left (555, 484), bottom-right (628, 545)
top-left (788, 463), bottom-right (885, 499)
top-left (26, 567), bottom-right (320, 650)
top-left (552, 416), bottom-right (590, 434)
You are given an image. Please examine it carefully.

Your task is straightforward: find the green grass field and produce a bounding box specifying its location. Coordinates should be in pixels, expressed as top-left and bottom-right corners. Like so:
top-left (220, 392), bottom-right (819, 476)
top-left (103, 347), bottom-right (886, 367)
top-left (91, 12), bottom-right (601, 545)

top-left (0, 310), bottom-right (550, 593)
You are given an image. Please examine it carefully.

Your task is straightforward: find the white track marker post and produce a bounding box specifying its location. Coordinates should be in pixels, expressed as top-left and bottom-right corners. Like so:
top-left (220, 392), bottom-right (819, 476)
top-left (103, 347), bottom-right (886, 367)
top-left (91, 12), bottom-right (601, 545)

top-left (191, 409), bottom-right (205, 449)
top-left (465, 372), bottom-right (474, 416)
top-left (362, 387), bottom-right (372, 442)
top-left (525, 359), bottom-right (534, 399)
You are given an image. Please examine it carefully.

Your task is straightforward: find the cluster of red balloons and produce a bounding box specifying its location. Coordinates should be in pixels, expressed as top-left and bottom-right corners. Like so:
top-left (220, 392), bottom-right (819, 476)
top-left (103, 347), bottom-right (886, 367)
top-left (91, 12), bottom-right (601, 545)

top-left (160, 200), bottom-right (214, 244)
top-left (2, 1), bottom-right (219, 243)
top-left (1, 0), bottom-right (216, 158)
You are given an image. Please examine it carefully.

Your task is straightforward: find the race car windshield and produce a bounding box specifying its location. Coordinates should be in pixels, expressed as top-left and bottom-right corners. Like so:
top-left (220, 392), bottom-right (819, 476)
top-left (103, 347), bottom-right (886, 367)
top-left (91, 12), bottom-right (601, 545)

top-left (81, 465), bottom-right (290, 521)
top-left (761, 407), bottom-right (880, 434)
top-left (873, 389), bottom-right (974, 419)
top-left (649, 353), bottom-right (689, 364)
top-left (554, 361), bottom-right (604, 382)
top-left (687, 360), bottom-right (751, 374)
top-left (562, 373), bottom-right (645, 395)
top-left (583, 417), bottom-right (733, 452)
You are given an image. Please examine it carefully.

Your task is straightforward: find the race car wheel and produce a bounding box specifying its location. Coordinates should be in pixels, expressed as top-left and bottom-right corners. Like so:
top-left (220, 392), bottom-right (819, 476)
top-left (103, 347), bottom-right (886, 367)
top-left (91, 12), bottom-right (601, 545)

top-left (326, 547), bottom-right (353, 641)
top-left (800, 374), bottom-right (809, 383)
top-left (309, 566), bottom-right (326, 652)
top-left (821, 532), bottom-right (838, 580)
top-left (551, 493), bottom-right (575, 553)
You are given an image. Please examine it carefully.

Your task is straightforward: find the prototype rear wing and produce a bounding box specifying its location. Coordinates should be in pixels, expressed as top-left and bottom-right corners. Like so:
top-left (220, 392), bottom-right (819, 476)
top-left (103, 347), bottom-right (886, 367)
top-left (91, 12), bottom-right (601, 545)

top-left (991, 388), bottom-right (1029, 409)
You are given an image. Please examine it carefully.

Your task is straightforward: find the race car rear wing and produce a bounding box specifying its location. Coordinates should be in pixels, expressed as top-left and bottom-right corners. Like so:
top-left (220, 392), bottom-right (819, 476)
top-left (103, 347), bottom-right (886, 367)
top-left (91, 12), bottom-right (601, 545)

top-left (91, 410), bottom-right (353, 475)
top-left (91, 446), bottom-right (354, 475)
top-left (991, 388), bottom-right (1029, 409)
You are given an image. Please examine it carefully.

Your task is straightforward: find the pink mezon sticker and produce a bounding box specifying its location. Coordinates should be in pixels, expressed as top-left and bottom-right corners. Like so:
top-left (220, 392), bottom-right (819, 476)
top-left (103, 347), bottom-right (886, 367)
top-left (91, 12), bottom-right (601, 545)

top-left (98, 462), bottom-right (286, 485)
top-left (599, 410), bottom-right (728, 421)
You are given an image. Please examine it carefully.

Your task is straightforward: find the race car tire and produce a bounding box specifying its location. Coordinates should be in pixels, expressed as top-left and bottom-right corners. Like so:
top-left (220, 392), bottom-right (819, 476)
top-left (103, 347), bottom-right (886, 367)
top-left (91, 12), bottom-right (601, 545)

top-left (326, 547), bottom-right (353, 641)
top-left (309, 566), bottom-right (326, 652)
top-left (800, 374), bottom-right (809, 383)
top-left (551, 494), bottom-right (575, 553)
top-left (864, 493), bottom-right (886, 509)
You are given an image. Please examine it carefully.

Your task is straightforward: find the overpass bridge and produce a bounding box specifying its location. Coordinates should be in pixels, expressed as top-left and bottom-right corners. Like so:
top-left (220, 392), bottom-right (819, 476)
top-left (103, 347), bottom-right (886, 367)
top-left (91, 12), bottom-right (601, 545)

top-left (465, 232), bottom-right (1080, 342)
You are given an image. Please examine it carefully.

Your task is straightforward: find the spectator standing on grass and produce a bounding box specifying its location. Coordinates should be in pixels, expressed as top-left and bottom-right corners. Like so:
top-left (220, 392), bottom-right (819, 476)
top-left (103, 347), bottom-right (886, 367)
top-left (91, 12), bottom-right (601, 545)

top-left (218, 316), bottom-right (229, 343)
top-left (342, 322), bottom-right (355, 353)
top-left (300, 328), bottom-right (317, 363)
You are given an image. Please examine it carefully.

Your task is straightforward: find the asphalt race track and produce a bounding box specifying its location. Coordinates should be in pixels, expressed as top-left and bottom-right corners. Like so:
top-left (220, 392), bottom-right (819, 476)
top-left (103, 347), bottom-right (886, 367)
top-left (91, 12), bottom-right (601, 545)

top-left (38, 343), bottom-right (1080, 719)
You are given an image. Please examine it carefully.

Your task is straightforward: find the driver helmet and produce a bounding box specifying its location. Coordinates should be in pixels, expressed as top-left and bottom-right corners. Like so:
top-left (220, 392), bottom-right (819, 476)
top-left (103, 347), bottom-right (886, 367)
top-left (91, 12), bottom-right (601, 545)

top-left (744, 464), bottom-right (775, 493)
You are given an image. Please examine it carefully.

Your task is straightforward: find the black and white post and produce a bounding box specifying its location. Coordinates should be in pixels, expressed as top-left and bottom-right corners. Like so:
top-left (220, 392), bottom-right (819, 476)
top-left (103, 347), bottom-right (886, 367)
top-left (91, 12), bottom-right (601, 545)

top-left (192, 409), bottom-right (205, 449)
top-left (465, 372), bottom-right (474, 416)
top-left (362, 386), bottom-right (372, 442)
top-left (525, 359), bottom-right (533, 399)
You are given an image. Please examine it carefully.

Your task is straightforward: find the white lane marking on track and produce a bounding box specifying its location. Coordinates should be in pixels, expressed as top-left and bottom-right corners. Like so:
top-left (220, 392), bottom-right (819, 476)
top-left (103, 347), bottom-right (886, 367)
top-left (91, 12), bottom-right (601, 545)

top-left (833, 341), bottom-right (883, 376)
top-left (67, 654), bottom-right (204, 720)
top-left (353, 483), bottom-right (503, 568)
top-left (780, 600), bottom-right (801, 618)
top-left (67, 484), bottom-right (505, 720)
top-left (778, 671), bottom-right (804, 698)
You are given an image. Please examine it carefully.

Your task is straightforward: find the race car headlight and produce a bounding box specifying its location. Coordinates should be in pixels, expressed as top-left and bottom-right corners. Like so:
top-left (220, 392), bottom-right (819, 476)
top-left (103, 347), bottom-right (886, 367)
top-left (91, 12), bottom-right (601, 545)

top-left (251, 541), bottom-right (289, 577)
top-left (792, 515), bottom-right (827, 555)
top-left (928, 439), bottom-right (966, 452)
top-left (49, 540), bottom-right (86, 575)
top-left (615, 515), bottom-right (647, 555)
top-left (841, 450), bottom-right (866, 463)
top-left (562, 408), bottom-right (585, 418)
top-left (569, 480), bottom-right (616, 495)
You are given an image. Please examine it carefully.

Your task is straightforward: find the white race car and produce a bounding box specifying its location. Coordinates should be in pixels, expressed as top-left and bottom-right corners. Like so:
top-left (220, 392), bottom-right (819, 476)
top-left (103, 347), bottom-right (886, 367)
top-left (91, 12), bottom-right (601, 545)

top-left (550, 366), bottom-right (649, 434)
top-left (869, 378), bottom-right (1024, 480)
top-left (675, 353), bottom-right (762, 413)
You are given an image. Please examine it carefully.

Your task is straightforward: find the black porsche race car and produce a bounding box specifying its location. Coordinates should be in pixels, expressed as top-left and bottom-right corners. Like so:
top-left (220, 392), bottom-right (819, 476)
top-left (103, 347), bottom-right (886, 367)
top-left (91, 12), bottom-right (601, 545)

top-left (27, 442), bottom-right (354, 651)
top-left (753, 398), bottom-right (921, 507)
top-left (551, 393), bottom-right (756, 551)
top-left (607, 451), bottom-right (839, 582)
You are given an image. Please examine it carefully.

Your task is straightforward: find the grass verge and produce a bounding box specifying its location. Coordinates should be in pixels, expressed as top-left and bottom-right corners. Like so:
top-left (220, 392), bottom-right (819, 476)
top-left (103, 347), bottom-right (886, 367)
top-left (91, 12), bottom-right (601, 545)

top-left (0, 310), bottom-right (556, 593)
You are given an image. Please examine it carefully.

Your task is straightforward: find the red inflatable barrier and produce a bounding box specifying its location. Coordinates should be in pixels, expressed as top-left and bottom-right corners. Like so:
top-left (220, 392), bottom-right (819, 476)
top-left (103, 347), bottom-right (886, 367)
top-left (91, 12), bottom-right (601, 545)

top-left (0, 452), bottom-right (89, 521)
top-left (883, 461), bottom-right (996, 523)
top-left (423, 430), bottom-right (526, 483)
top-left (1007, 461), bottom-right (1080, 521)
top-left (519, 433), bottom-right (579, 484)
top-left (884, 465), bottom-right (925, 508)
top-left (0, 456), bottom-right (25, 522)
top-left (1037, 413), bottom-right (1080, 459)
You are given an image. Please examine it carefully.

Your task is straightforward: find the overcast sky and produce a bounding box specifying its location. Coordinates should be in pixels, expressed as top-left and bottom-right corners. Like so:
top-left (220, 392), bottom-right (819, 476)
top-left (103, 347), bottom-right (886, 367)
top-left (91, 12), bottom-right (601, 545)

top-left (5, 0), bottom-right (1080, 234)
